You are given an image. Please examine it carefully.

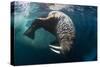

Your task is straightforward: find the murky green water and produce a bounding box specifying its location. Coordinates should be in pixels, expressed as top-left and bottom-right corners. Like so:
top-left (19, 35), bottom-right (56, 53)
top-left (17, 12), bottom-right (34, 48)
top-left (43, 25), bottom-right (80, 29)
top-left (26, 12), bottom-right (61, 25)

top-left (11, 2), bottom-right (97, 65)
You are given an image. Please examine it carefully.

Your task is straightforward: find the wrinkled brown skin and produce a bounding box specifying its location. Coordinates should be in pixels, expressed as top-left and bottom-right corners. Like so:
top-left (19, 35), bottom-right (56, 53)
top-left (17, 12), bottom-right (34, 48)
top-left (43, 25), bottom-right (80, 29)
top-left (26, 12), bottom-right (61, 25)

top-left (24, 11), bottom-right (75, 55)
top-left (24, 17), bottom-right (58, 39)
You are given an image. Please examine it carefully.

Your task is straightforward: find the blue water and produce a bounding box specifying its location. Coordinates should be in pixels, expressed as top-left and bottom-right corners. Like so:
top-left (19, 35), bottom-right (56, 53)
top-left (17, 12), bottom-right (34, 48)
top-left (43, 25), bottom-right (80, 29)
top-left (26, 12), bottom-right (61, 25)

top-left (11, 2), bottom-right (97, 65)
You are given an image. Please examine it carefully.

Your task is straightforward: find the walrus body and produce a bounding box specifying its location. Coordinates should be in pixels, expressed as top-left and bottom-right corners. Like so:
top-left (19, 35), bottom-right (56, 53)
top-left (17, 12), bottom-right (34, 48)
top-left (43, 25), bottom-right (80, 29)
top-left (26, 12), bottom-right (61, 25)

top-left (24, 11), bottom-right (75, 55)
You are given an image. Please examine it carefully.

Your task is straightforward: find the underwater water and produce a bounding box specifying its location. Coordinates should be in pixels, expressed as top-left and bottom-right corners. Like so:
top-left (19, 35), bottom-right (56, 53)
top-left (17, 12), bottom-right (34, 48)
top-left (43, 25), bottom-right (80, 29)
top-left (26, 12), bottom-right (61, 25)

top-left (11, 2), bottom-right (97, 65)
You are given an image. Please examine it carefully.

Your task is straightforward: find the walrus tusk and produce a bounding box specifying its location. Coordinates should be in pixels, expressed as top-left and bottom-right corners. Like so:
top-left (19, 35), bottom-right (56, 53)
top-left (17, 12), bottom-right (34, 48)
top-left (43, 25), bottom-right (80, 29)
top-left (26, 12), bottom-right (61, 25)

top-left (49, 45), bottom-right (62, 50)
top-left (50, 48), bottom-right (60, 54)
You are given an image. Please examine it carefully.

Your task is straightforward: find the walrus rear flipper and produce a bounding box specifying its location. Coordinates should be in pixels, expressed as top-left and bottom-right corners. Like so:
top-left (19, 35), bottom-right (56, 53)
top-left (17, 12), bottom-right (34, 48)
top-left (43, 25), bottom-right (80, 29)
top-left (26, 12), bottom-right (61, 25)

top-left (24, 26), bottom-right (35, 39)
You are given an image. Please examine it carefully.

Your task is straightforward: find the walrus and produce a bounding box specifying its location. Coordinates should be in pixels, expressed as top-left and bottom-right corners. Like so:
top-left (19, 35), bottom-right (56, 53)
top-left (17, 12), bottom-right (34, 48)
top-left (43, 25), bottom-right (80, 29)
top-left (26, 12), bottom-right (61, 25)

top-left (24, 11), bottom-right (75, 55)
